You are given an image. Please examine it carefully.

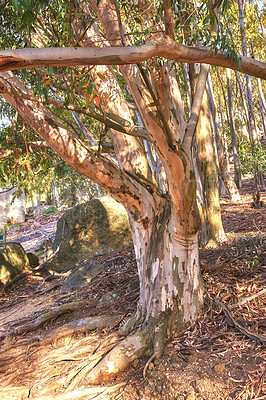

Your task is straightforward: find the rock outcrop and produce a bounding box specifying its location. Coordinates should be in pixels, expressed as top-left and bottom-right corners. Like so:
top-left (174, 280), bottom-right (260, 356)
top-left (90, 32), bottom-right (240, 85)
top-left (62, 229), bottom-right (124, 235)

top-left (46, 196), bottom-right (132, 272)
top-left (0, 243), bottom-right (29, 285)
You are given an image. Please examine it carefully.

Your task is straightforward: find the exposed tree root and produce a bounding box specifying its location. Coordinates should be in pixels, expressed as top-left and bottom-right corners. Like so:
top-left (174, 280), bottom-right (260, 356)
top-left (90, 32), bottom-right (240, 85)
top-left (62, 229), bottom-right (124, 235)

top-left (0, 300), bottom-right (97, 340)
top-left (44, 313), bottom-right (123, 345)
top-left (86, 329), bottom-right (151, 384)
top-left (34, 382), bottom-right (126, 400)
top-left (84, 314), bottom-right (170, 384)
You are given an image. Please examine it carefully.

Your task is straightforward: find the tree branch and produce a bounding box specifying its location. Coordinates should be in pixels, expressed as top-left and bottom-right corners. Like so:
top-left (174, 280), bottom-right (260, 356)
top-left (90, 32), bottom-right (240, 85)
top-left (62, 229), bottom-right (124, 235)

top-left (137, 62), bottom-right (176, 151)
top-left (163, 0), bottom-right (175, 40)
top-left (182, 64), bottom-right (210, 151)
top-left (0, 37), bottom-right (265, 79)
top-left (0, 141), bottom-right (114, 159)
top-left (0, 141), bottom-right (51, 159)
top-left (0, 71), bottom-right (159, 217)
top-left (0, 84), bottom-right (151, 142)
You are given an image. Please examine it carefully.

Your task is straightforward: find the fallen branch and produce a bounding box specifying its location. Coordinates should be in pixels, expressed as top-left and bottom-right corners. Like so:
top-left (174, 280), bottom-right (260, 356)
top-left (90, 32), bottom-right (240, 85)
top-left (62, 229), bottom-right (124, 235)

top-left (215, 298), bottom-right (266, 344)
top-left (228, 288), bottom-right (266, 309)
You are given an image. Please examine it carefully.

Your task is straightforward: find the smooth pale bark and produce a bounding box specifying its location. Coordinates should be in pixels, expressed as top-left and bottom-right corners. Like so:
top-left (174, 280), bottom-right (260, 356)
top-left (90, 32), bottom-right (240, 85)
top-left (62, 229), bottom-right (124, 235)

top-left (256, 78), bottom-right (266, 139)
top-left (82, 0), bottom-right (203, 335)
top-left (217, 92), bottom-right (230, 173)
top-left (0, 37), bottom-right (265, 79)
top-left (183, 64), bottom-right (210, 152)
top-left (237, 0), bottom-right (262, 205)
top-left (226, 68), bottom-right (242, 188)
top-left (131, 207), bottom-right (203, 327)
top-left (207, 76), bottom-right (240, 201)
top-left (235, 71), bottom-right (251, 139)
top-left (89, 1), bottom-right (198, 231)
top-left (72, 18), bottom-right (158, 187)
top-left (237, 0), bottom-right (258, 144)
top-left (195, 91), bottom-right (226, 245)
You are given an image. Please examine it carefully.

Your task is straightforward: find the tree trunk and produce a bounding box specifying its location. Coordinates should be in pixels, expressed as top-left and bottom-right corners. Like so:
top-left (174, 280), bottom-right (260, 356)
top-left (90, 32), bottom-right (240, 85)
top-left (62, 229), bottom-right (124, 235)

top-left (226, 68), bottom-right (242, 188)
top-left (207, 76), bottom-right (240, 201)
top-left (235, 71), bottom-right (251, 139)
top-left (237, 0), bottom-right (262, 206)
top-left (217, 92), bottom-right (230, 173)
top-left (195, 91), bottom-right (226, 246)
top-left (129, 199), bottom-right (204, 331)
top-left (256, 77), bottom-right (266, 140)
top-left (237, 0), bottom-right (258, 144)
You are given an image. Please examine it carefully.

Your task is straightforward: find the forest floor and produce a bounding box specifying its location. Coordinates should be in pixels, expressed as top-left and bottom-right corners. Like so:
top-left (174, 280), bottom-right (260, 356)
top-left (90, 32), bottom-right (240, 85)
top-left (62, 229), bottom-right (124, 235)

top-left (0, 176), bottom-right (265, 400)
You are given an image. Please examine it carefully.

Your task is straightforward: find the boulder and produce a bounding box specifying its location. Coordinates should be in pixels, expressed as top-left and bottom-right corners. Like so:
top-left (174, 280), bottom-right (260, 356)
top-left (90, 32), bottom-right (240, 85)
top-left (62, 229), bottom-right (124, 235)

top-left (60, 263), bottom-right (105, 292)
top-left (27, 205), bottom-right (52, 218)
top-left (0, 243), bottom-right (29, 285)
top-left (0, 186), bottom-right (26, 224)
top-left (26, 252), bottom-right (39, 267)
top-left (46, 196), bottom-right (132, 272)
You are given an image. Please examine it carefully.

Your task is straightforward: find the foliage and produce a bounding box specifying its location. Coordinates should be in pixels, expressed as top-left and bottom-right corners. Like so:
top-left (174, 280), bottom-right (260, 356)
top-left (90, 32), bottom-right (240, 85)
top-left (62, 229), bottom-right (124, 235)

top-left (0, 0), bottom-right (264, 200)
top-left (43, 205), bottom-right (58, 215)
top-left (239, 141), bottom-right (266, 177)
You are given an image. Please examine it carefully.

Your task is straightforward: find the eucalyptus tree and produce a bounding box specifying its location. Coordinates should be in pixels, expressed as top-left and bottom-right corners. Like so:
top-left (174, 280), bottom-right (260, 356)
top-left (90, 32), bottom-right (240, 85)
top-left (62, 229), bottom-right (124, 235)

top-left (0, 0), bottom-right (265, 382)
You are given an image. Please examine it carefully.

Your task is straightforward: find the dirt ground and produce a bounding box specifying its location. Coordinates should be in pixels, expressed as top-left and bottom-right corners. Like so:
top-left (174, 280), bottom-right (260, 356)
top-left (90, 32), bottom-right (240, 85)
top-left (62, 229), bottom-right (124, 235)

top-left (0, 176), bottom-right (265, 400)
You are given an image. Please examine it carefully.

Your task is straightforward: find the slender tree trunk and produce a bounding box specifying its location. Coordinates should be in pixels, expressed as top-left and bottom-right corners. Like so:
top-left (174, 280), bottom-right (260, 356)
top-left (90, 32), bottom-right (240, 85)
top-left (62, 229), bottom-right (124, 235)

top-left (256, 77), bottom-right (266, 140)
top-left (217, 92), bottom-right (230, 173)
top-left (235, 71), bottom-right (252, 139)
top-left (226, 68), bottom-right (242, 188)
top-left (237, 0), bottom-right (262, 206)
top-left (250, 41), bottom-right (266, 140)
top-left (237, 0), bottom-right (258, 144)
top-left (207, 76), bottom-right (240, 201)
top-left (195, 91), bottom-right (226, 246)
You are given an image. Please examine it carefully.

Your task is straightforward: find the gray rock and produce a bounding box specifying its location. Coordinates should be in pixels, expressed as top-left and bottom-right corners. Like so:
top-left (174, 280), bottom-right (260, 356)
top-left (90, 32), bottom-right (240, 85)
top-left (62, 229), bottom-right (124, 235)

top-left (0, 186), bottom-right (26, 224)
top-left (46, 196), bottom-right (132, 272)
top-left (26, 252), bottom-right (39, 267)
top-left (127, 278), bottom-right (139, 293)
top-left (0, 242), bottom-right (29, 285)
top-left (61, 263), bottom-right (104, 292)
top-left (99, 288), bottom-right (125, 304)
top-left (27, 205), bottom-right (51, 218)
top-left (0, 216), bottom-right (10, 231)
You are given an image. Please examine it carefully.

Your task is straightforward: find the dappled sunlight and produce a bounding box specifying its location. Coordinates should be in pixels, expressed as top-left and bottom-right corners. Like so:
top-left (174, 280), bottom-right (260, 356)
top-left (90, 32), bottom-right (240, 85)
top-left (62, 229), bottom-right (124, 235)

top-left (220, 191), bottom-right (265, 234)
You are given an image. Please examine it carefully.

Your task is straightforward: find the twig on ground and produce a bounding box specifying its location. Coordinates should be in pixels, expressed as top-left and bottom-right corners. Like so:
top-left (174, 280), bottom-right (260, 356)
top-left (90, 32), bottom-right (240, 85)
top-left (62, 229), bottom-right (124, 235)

top-left (215, 298), bottom-right (266, 344)
top-left (229, 288), bottom-right (266, 309)
top-left (143, 352), bottom-right (158, 379)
